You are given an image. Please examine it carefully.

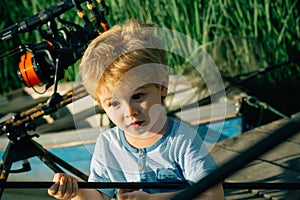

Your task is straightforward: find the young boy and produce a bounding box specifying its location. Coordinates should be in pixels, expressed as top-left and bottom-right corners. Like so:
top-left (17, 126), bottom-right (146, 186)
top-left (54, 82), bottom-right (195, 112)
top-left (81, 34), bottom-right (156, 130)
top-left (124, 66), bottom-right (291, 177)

top-left (48, 19), bottom-right (224, 200)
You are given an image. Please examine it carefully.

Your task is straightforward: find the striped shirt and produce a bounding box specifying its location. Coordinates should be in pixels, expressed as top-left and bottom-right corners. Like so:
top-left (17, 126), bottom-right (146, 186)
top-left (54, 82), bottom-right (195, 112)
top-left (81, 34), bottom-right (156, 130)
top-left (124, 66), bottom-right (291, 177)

top-left (88, 117), bottom-right (217, 198)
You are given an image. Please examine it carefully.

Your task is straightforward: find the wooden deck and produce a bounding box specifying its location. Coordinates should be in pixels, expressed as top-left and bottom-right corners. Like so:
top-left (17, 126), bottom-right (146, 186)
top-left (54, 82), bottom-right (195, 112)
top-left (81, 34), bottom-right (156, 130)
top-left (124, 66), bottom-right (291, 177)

top-left (210, 112), bottom-right (300, 200)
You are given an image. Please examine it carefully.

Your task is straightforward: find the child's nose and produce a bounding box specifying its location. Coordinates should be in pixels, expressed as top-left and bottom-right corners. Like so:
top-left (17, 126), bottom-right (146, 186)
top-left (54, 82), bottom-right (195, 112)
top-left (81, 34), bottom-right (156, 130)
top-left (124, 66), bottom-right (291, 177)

top-left (125, 102), bottom-right (139, 118)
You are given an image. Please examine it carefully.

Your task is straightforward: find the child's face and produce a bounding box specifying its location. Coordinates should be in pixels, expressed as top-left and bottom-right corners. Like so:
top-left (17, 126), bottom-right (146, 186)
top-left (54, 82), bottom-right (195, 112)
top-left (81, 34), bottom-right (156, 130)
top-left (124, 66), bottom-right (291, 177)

top-left (100, 83), bottom-right (168, 137)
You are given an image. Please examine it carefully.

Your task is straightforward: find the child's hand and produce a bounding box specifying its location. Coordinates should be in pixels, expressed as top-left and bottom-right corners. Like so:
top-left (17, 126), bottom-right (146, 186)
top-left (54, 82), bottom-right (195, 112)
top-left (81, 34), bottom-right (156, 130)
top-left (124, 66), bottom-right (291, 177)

top-left (117, 188), bottom-right (149, 200)
top-left (48, 173), bottom-right (79, 199)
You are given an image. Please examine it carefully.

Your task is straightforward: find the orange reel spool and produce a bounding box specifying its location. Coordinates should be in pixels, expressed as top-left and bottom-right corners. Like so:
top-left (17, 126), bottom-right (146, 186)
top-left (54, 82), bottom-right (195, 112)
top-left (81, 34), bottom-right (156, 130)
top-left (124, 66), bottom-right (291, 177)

top-left (18, 52), bottom-right (42, 87)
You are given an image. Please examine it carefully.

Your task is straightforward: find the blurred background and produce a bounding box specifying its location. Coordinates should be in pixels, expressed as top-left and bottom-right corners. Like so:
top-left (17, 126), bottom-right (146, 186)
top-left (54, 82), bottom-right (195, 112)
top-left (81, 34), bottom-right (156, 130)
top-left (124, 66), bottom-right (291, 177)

top-left (0, 0), bottom-right (299, 127)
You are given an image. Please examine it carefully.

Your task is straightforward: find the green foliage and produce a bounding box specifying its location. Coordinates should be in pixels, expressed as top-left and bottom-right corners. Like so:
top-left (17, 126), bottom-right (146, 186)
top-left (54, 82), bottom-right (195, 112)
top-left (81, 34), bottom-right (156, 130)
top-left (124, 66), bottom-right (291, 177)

top-left (0, 0), bottom-right (299, 94)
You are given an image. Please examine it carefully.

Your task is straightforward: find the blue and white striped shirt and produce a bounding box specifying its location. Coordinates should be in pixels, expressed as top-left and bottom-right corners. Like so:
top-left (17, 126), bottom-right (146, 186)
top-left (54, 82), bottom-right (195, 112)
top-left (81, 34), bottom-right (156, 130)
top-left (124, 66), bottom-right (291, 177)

top-left (88, 117), bottom-right (217, 198)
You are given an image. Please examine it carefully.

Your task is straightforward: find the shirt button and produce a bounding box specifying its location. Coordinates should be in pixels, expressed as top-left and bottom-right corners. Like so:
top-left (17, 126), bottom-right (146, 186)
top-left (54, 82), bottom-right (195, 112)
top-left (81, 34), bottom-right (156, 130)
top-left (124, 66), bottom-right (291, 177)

top-left (139, 151), bottom-right (144, 156)
top-left (138, 166), bottom-right (144, 171)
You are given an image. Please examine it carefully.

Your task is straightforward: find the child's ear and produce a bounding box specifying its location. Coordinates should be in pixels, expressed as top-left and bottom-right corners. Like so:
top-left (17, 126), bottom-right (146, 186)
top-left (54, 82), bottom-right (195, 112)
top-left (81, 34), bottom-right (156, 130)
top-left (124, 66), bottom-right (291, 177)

top-left (161, 85), bottom-right (168, 97)
top-left (161, 75), bottom-right (169, 97)
top-left (161, 76), bottom-right (169, 97)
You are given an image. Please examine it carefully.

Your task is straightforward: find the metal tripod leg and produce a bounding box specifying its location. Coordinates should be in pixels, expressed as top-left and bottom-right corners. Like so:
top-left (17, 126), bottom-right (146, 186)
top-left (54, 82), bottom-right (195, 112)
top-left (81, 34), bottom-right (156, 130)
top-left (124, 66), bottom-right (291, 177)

top-left (32, 140), bottom-right (88, 181)
top-left (0, 139), bottom-right (88, 199)
top-left (0, 162), bottom-right (12, 197)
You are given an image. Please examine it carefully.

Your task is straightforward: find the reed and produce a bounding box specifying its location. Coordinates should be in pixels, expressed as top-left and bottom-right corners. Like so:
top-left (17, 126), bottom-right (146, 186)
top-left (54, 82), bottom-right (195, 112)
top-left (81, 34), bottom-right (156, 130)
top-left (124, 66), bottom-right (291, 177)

top-left (0, 0), bottom-right (299, 94)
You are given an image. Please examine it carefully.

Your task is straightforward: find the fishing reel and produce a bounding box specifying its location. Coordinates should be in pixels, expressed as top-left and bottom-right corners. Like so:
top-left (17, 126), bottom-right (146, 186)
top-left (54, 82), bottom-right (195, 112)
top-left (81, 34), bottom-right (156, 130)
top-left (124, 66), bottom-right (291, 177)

top-left (1, 0), bottom-right (109, 91)
top-left (18, 41), bottom-right (58, 88)
top-left (17, 25), bottom-right (89, 89)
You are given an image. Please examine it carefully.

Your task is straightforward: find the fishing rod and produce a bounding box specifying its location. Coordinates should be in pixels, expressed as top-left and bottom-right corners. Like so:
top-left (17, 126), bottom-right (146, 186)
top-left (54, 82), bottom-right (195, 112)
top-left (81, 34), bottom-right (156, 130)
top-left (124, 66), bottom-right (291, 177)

top-left (0, 181), bottom-right (299, 190)
top-left (0, 84), bottom-right (89, 137)
top-left (0, 0), bottom-right (87, 41)
top-left (167, 58), bottom-right (298, 123)
top-left (171, 58), bottom-right (297, 111)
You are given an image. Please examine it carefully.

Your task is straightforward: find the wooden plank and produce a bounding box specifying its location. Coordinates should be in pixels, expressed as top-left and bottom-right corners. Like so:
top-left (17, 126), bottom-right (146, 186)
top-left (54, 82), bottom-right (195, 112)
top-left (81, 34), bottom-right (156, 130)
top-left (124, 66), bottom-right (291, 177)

top-left (176, 100), bottom-right (241, 125)
top-left (210, 112), bottom-right (300, 199)
top-left (224, 189), bottom-right (267, 200)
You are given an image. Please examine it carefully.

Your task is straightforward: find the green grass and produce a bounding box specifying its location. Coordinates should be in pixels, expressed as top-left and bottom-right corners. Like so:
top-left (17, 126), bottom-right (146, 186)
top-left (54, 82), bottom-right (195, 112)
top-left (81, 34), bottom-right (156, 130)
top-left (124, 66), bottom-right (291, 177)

top-left (0, 0), bottom-right (299, 94)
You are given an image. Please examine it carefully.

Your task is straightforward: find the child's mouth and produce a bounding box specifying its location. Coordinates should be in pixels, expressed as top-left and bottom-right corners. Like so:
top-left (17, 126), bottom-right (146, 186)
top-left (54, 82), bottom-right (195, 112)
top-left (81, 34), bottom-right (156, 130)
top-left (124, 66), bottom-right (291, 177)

top-left (129, 121), bottom-right (144, 128)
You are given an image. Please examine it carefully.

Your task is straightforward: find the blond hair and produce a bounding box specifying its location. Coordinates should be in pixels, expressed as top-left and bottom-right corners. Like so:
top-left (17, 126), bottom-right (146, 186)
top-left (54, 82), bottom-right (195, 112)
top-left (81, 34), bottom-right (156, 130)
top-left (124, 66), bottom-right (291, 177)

top-left (78, 19), bottom-right (167, 104)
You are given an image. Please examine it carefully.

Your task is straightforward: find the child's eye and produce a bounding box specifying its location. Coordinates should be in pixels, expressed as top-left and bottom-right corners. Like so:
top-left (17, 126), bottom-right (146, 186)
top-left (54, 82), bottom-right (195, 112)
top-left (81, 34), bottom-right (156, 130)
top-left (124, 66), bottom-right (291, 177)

top-left (108, 101), bottom-right (120, 108)
top-left (132, 93), bottom-right (145, 100)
